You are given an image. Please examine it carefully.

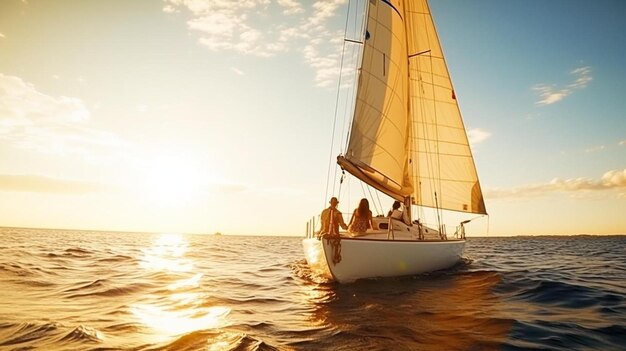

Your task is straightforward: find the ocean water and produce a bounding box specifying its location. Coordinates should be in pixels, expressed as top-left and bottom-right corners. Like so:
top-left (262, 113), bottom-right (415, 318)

top-left (0, 228), bottom-right (624, 351)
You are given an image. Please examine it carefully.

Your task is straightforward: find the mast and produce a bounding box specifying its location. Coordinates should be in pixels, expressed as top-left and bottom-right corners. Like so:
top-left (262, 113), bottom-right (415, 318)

top-left (402, 0), bottom-right (413, 224)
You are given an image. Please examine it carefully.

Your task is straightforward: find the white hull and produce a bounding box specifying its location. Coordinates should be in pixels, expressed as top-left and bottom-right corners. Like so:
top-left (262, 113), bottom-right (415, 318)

top-left (302, 234), bottom-right (465, 283)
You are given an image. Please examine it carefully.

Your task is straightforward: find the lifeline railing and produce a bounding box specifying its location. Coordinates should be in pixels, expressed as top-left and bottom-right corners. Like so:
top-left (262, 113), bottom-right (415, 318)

top-left (305, 216), bottom-right (319, 239)
top-left (306, 215), bottom-right (467, 240)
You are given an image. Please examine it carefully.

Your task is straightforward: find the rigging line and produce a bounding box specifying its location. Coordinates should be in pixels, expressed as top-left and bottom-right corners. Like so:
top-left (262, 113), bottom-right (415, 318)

top-left (332, 162), bottom-right (340, 196)
top-left (358, 180), bottom-right (367, 205)
top-left (325, 0), bottom-right (354, 206)
top-left (339, 45), bottom-right (357, 156)
top-left (340, 0), bottom-right (365, 155)
top-left (341, 0), bottom-right (371, 158)
top-left (366, 184), bottom-right (381, 215)
top-left (375, 189), bottom-right (383, 217)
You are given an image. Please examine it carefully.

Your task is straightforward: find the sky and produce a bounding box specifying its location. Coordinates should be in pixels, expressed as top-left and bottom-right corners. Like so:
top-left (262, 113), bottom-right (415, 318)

top-left (0, 0), bottom-right (624, 236)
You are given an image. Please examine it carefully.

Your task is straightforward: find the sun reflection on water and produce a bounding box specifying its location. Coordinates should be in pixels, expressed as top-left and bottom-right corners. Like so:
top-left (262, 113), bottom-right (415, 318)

top-left (131, 304), bottom-right (231, 335)
top-left (139, 233), bottom-right (194, 272)
top-left (133, 233), bottom-right (231, 338)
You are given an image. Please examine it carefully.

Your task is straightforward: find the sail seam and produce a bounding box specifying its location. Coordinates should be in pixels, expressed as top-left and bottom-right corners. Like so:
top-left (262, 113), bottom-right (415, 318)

top-left (355, 97), bottom-right (405, 137)
top-left (417, 150), bottom-right (471, 158)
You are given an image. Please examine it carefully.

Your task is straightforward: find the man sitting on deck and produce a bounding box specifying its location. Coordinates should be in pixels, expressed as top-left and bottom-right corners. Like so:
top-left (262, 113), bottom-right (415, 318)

top-left (388, 200), bottom-right (411, 226)
top-left (318, 197), bottom-right (348, 237)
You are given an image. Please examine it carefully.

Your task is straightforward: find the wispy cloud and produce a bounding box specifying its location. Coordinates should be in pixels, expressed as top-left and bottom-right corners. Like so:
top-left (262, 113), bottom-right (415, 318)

top-left (619, 140), bottom-right (626, 146)
top-left (162, 4), bottom-right (178, 14)
top-left (485, 168), bottom-right (626, 199)
top-left (467, 128), bottom-right (491, 146)
top-left (0, 33), bottom-right (5, 39)
top-left (0, 73), bottom-right (127, 160)
top-left (277, 0), bottom-right (304, 14)
top-left (584, 145), bottom-right (605, 153)
top-left (230, 67), bottom-right (244, 76)
top-left (163, 0), bottom-right (348, 87)
top-left (207, 182), bottom-right (248, 194)
top-left (532, 66), bottom-right (592, 106)
top-left (0, 174), bottom-right (113, 194)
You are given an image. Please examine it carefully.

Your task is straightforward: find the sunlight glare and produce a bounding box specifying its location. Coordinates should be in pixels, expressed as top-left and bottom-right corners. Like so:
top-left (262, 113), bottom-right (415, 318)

top-left (139, 234), bottom-right (194, 272)
top-left (168, 273), bottom-right (203, 290)
top-left (131, 304), bottom-right (231, 336)
top-left (139, 154), bottom-right (204, 206)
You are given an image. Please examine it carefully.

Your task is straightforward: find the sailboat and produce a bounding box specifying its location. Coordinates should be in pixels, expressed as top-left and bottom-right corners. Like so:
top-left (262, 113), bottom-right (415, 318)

top-left (302, 0), bottom-right (487, 283)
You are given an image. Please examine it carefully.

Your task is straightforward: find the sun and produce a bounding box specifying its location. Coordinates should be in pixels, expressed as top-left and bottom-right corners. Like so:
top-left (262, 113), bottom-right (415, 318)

top-left (139, 154), bottom-right (203, 206)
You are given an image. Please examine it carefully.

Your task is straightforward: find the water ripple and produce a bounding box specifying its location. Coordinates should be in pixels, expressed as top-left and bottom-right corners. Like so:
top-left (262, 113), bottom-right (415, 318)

top-left (0, 229), bottom-right (624, 350)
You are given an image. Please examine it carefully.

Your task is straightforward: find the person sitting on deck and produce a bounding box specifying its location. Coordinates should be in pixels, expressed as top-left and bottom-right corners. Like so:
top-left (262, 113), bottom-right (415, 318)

top-left (388, 200), bottom-right (411, 226)
top-left (319, 197), bottom-right (348, 236)
top-left (348, 198), bottom-right (375, 234)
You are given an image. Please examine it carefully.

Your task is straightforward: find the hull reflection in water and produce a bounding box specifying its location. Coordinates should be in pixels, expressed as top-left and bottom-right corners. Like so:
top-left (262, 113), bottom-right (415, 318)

top-left (303, 271), bottom-right (512, 351)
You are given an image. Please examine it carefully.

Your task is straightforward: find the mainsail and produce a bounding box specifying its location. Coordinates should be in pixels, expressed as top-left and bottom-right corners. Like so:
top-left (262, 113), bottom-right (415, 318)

top-left (338, 0), bottom-right (486, 215)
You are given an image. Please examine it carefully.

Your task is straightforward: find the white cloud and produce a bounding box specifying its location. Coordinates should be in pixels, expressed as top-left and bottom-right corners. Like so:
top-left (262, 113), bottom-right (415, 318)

top-left (619, 140), bottom-right (626, 146)
top-left (533, 66), bottom-right (592, 106)
top-left (467, 128), bottom-right (491, 146)
top-left (584, 145), bottom-right (605, 153)
top-left (163, 5), bottom-right (178, 13)
top-left (485, 167), bottom-right (626, 199)
top-left (230, 67), bottom-right (244, 76)
top-left (207, 182), bottom-right (248, 194)
top-left (277, 0), bottom-right (304, 15)
top-left (602, 168), bottom-right (626, 187)
top-left (0, 73), bottom-right (127, 160)
top-left (163, 0), bottom-right (348, 86)
top-left (0, 33), bottom-right (5, 39)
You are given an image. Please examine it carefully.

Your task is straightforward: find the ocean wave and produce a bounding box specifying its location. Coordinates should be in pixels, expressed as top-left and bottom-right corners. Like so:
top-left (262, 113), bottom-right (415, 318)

top-left (0, 322), bottom-right (60, 347)
top-left (58, 325), bottom-right (102, 343)
top-left (64, 282), bottom-right (150, 299)
top-left (63, 279), bottom-right (108, 293)
top-left (2, 230), bottom-right (625, 350)
top-left (155, 330), bottom-right (280, 351)
top-left (507, 279), bottom-right (614, 309)
top-left (508, 319), bottom-right (626, 351)
top-left (0, 263), bottom-right (37, 277)
top-left (62, 247), bottom-right (93, 257)
top-left (0, 322), bottom-right (106, 350)
top-left (97, 254), bottom-right (133, 263)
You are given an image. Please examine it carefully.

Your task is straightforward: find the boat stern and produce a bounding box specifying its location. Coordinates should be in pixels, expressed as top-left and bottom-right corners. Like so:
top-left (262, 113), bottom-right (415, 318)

top-left (302, 238), bottom-right (333, 281)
